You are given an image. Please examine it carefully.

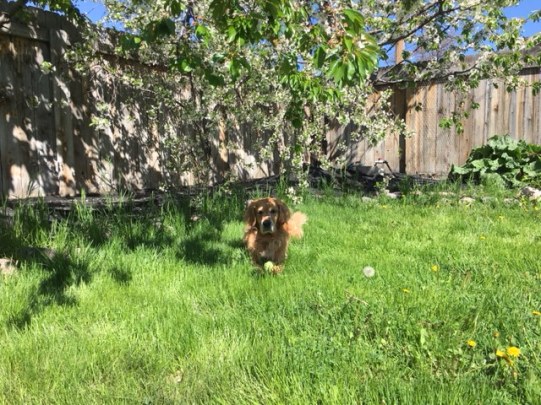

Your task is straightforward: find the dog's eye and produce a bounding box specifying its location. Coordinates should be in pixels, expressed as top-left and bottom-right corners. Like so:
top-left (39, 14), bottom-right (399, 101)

top-left (270, 209), bottom-right (277, 214)
top-left (257, 210), bottom-right (263, 215)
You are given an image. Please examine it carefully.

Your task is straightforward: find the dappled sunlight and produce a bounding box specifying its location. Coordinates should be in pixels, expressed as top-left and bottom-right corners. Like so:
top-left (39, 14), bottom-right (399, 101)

top-left (9, 163), bottom-right (39, 198)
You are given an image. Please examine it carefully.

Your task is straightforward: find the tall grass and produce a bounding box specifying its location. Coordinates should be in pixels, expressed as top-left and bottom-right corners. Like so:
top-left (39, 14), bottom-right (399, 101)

top-left (1, 187), bottom-right (540, 403)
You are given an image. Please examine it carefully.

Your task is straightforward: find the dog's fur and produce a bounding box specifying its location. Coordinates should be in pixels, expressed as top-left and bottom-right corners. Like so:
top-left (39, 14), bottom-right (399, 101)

top-left (243, 197), bottom-right (307, 272)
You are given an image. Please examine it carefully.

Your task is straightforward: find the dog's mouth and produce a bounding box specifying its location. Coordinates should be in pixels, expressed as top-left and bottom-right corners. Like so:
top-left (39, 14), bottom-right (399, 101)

top-left (260, 219), bottom-right (275, 234)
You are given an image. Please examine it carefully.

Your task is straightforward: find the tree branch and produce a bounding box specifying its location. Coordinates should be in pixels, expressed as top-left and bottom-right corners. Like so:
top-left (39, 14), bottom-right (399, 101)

top-left (0, 0), bottom-right (29, 29)
top-left (379, 4), bottom-right (461, 48)
top-left (373, 63), bottom-right (479, 88)
top-left (374, 0), bottom-right (483, 49)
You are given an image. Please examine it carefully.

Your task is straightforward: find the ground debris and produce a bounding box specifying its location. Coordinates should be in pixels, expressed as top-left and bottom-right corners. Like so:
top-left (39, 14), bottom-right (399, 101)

top-left (459, 197), bottom-right (476, 205)
top-left (19, 247), bottom-right (60, 261)
top-left (0, 258), bottom-right (18, 276)
top-left (520, 186), bottom-right (541, 200)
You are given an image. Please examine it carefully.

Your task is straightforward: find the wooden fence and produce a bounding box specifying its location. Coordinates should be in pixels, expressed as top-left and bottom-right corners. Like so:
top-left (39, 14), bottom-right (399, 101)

top-left (327, 68), bottom-right (541, 177)
top-left (1, 7), bottom-right (541, 199)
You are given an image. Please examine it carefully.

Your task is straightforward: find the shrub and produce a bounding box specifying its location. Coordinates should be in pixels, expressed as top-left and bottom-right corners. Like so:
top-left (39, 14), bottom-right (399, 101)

top-left (449, 135), bottom-right (541, 188)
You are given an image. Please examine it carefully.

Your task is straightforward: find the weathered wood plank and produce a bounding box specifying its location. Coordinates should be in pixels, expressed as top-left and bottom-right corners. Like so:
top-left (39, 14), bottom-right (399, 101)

top-left (33, 35), bottom-right (57, 196)
top-left (404, 86), bottom-right (418, 174)
top-left (522, 75), bottom-right (534, 144)
top-left (0, 36), bottom-right (11, 199)
top-left (435, 84), bottom-right (451, 174)
top-left (50, 29), bottom-right (75, 196)
top-left (0, 21), bottom-right (49, 42)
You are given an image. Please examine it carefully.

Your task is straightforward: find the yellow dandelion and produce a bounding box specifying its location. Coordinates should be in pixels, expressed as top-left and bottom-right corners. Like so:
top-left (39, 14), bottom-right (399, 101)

top-left (480, 235), bottom-right (486, 240)
top-left (497, 215), bottom-right (504, 220)
top-left (402, 288), bottom-right (411, 294)
top-left (506, 346), bottom-right (521, 358)
top-left (533, 310), bottom-right (541, 316)
top-left (496, 349), bottom-right (514, 366)
top-left (467, 339), bottom-right (477, 348)
top-left (431, 264), bottom-right (439, 272)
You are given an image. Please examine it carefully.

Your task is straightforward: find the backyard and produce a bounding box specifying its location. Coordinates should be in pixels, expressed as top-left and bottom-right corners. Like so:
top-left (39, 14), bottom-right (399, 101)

top-left (1, 185), bottom-right (540, 403)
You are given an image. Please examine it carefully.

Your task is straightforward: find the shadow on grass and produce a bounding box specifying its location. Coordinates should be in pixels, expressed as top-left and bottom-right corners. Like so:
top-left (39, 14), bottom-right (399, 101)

top-left (66, 190), bottom-right (248, 268)
top-left (176, 220), bottom-right (245, 267)
top-left (173, 191), bottom-right (248, 267)
top-left (1, 191), bottom-right (248, 328)
top-left (3, 246), bottom-right (92, 330)
top-left (1, 203), bottom-right (92, 329)
top-left (107, 265), bottom-right (133, 285)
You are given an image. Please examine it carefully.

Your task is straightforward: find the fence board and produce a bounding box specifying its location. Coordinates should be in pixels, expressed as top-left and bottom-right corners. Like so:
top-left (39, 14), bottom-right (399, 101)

top-left (51, 29), bottom-right (76, 196)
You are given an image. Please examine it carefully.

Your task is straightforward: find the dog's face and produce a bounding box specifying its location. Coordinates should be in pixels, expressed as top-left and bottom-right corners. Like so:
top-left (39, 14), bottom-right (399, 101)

top-left (244, 197), bottom-right (290, 235)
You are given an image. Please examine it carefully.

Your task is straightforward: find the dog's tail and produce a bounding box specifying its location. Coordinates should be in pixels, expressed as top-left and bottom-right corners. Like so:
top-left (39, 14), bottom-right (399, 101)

top-left (286, 211), bottom-right (307, 239)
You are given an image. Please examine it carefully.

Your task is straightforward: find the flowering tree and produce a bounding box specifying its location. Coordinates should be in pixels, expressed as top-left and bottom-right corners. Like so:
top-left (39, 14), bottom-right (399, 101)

top-left (4, 0), bottom-right (539, 184)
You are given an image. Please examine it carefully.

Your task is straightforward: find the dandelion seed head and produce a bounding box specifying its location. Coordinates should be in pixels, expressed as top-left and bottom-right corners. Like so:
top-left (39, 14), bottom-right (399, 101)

top-left (362, 266), bottom-right (375, 278)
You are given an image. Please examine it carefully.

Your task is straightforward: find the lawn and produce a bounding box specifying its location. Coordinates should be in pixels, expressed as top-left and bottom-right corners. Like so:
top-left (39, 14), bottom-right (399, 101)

top-left (1, 187), bottom-right (540, 404)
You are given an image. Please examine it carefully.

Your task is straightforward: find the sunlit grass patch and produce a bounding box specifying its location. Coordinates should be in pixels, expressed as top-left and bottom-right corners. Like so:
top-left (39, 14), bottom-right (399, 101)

top-left (1, 188), bottom-right (540, 403)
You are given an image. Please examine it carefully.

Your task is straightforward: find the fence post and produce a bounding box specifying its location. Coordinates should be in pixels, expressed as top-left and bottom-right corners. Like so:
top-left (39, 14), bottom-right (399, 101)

top-left (50, 28), bottom-right (76, 197)
top-left (0, 75), bottom-right (5, 199)
top-left (394, 40), bottom-right (407, 173)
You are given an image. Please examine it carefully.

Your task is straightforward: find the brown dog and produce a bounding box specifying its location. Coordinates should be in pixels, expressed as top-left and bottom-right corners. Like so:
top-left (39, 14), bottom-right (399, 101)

top-left (243, 197), bottom-right (307, 273)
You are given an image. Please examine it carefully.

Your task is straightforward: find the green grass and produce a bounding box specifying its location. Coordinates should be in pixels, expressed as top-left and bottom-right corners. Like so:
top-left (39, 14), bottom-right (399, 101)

top-left (1, 188), bottom-right (540, 404)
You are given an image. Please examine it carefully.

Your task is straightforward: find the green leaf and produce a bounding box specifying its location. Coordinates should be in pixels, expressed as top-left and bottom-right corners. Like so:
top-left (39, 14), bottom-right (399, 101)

top-left (532, 82), bottom-right (541, 96)
top-left (143, 18), bottom-right (176, 41)
top-left (343, 37), bottom-right (353, 52)
top-left (439, 118), bottom-right (452, 129)
top-left (179, 59), bottom-right (193, 73)
top-left (343, 9), bottom-right (364, 34)
top-left (330, 60), bottom-right (347, 84)
top-left (530, 10), bottom-right (541, 22)
top-left (226, 25), bottom-right (237, 43)
top-left (227, 57), bottom-right (248, 81)
top-left (238, 57), bottom-right (251, 70)
top-left (211, 53), bottom-right (226, 63)
top-left (313, 46), bottom-right (326, 69)
top-left (195, 24), bottom-right (210, 41)
top-left (451, 165), bottom-right (469, 175)
top-left (204, 70), bottom-right (225, 86)
top-left (263, 0), bottom-right (282, 18)
top-left (471, 159), bottom-right (487, 170)
top-left (346, 59), bottom-right (356, 81)
top-left (169, 0), bottom-right (186, 17)
top-left (488, 135), bottom-right (518, 151)
top-left (209, 0), bottom-right (229, 24)
top-left (120, 35), bottom-right (142, 50)
top-left (158, 19), bottom-right (176, 36)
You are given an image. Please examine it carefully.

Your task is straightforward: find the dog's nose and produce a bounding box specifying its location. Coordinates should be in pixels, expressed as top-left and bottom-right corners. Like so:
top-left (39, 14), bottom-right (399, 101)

top-left (262, 219), bottom-right (272, 229)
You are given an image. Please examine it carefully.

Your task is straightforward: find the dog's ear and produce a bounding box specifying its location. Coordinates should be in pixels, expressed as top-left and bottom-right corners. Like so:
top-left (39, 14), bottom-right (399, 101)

top-left (243, 200), bottom-right (256, 226)
top-left (275, 198), bottom-right (291, 226)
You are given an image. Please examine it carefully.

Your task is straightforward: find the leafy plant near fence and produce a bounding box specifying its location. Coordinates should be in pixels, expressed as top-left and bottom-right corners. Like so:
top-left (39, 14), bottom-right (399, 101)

top-left (450, 135), bottom-right (541, 187)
